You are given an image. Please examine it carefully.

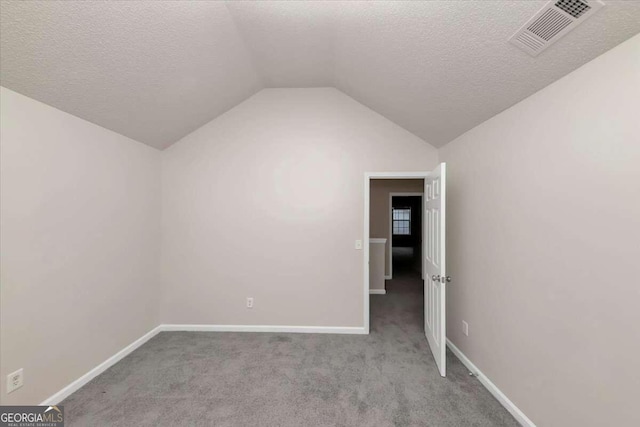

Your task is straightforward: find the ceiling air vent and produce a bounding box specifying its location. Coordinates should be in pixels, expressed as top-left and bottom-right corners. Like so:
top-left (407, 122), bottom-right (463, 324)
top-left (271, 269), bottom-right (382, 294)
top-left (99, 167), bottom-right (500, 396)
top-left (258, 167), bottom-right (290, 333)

top-left (509, 0), bottom-right (605, 56)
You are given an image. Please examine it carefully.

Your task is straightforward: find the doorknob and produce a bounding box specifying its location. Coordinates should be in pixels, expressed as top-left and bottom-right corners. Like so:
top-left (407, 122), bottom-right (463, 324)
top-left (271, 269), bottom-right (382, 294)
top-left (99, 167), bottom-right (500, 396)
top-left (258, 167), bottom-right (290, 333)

top-left (432, 275), bottom-right (440, 281)
top-left (446, 276), bottom-right (452, 283)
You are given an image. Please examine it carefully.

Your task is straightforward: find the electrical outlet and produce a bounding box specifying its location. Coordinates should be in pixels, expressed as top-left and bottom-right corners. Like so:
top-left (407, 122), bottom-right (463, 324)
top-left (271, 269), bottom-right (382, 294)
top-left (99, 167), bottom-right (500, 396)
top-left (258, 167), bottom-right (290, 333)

top-left (7, 368), bottom-right (23, 394)
top-left (462, 321), bottom-right (469, 337)
top-left (355, 240), bottom-right (362, 250)
top-left (246, 297), bottom-right (254, 309)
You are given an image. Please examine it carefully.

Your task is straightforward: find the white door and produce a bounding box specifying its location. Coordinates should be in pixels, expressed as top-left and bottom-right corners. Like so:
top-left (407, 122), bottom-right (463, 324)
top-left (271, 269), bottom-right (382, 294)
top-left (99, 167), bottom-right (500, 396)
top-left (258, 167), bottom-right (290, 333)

top-left (424, 163), bottom-right (447, 377)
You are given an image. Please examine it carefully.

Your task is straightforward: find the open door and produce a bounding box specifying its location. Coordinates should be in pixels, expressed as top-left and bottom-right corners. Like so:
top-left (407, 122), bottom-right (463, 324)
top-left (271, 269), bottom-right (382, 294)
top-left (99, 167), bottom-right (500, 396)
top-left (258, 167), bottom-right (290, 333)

top-left (424, 163), bottom-right (447, 377)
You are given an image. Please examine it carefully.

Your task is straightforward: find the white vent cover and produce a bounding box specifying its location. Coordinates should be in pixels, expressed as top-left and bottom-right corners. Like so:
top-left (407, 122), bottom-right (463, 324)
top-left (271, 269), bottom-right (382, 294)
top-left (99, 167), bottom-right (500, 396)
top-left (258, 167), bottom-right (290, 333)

top-left (509, 0), bottom-right (605, 56)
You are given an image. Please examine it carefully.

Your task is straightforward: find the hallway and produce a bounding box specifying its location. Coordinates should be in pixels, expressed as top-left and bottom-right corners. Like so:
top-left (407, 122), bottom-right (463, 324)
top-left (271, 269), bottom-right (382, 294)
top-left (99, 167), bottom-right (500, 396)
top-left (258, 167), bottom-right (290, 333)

top-left (392, 246), bottom-right (422, 277)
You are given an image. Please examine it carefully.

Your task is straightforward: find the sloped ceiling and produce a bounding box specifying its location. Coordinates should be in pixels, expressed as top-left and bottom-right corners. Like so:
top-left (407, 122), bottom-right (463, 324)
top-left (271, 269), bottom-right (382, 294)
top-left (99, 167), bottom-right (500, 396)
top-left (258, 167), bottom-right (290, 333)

top-left (1, 1), bottom-right (639, 150)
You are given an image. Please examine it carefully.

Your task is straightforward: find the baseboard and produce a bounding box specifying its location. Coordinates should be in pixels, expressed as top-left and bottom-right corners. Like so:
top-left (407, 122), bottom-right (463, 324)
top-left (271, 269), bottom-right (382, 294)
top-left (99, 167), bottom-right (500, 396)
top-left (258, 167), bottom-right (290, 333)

top-left (446, 339), bottom-right (536, 427)
top-left (40, 326), bottom-right (162, 405)
top-left (160, 324), bottom-right (367, 335)
top-left (384, 275), bottom-right (392, 280)
top-left (369, 289), bottom-right (386, 295)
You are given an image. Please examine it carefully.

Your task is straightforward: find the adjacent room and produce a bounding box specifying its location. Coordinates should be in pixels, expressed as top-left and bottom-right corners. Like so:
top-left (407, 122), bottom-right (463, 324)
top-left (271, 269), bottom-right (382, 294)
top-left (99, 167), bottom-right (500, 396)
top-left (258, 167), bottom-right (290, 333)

top-left (1, 1), bottom-right (639, 426)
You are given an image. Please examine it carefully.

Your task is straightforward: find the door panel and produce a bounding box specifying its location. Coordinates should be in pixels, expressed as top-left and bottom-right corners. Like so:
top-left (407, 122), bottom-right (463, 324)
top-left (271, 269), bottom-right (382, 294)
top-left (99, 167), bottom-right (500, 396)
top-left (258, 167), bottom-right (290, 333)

top-left (424, 163), bottom-right (446, 377)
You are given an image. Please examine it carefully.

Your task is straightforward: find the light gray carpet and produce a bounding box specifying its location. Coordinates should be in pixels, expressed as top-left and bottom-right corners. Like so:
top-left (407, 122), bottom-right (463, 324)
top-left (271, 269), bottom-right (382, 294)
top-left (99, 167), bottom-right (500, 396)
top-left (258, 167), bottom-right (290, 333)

top-left (62, 271), bottom-right (518, 426)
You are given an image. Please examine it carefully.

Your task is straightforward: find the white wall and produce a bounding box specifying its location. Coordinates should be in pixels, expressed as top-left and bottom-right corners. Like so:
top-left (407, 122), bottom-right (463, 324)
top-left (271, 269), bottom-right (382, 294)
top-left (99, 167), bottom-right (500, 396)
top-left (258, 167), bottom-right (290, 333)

top-left (439, 34), bottom-right (640, 426)
top-left (368, 241), bottom-right (386, 292)
top-left (161, 88), bottom-right (438, 327)
top-left (0, 87), bottom-right (161, 405)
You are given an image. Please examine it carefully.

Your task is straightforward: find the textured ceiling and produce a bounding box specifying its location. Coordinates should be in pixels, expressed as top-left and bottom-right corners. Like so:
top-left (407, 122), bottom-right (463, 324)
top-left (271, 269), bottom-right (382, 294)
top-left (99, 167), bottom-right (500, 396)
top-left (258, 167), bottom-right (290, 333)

top-left (0, 1), bottom-right (262, 149)
top-left (2, 1), bottom-right (639, 150)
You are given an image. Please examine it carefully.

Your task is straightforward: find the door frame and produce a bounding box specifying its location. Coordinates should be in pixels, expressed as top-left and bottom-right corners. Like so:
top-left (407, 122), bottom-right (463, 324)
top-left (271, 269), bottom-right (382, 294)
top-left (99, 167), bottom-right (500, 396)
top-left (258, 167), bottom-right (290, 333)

top-left (363, 172), bottom-right (430, 334)
top-left (388, 192), bottom-right (424, 280)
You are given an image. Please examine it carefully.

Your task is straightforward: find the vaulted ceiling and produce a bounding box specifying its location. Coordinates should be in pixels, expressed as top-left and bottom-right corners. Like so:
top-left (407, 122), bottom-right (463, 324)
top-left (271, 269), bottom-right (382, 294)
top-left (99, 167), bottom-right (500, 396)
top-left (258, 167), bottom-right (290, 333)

top-left (1, 1), bottom-right (639, 150)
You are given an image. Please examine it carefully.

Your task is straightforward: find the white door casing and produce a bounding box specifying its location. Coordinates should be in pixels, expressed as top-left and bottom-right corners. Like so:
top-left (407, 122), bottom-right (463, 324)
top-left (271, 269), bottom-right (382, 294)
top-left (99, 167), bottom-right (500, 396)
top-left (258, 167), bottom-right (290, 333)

top-left (424, 163), bottom-right (447, 377)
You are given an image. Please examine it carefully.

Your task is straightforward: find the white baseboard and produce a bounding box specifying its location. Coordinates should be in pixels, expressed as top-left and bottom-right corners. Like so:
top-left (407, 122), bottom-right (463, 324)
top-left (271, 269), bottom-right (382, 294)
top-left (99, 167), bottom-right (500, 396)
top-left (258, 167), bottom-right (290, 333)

top-left (446, 339), bottom-right (536, 427)
top-left (40, 326), bottom-right (162, 405)
top-left (369, 289), bottom-right (387, 295)
top-left (384, 275), bottom-right (392, 280)
top-left (160, 324), bottom-right (367, 335)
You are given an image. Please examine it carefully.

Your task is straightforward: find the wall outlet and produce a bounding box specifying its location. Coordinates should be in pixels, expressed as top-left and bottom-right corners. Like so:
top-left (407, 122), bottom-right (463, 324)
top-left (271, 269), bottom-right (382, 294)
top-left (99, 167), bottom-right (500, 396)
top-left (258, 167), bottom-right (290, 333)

top-left (7, 368), bottom-right (23, 394)
top-left (355, 240), bottom-right (362, 250)
top-left (462, 320), bottom-right (469, 337)
top-left (246, 297), bottom-right (254, 309)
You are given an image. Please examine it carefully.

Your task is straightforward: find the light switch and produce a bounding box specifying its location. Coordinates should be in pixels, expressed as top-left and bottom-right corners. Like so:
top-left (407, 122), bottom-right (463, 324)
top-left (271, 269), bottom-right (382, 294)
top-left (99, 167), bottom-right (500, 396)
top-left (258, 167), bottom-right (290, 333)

top-left (355, 240), bottom-right (362, 250)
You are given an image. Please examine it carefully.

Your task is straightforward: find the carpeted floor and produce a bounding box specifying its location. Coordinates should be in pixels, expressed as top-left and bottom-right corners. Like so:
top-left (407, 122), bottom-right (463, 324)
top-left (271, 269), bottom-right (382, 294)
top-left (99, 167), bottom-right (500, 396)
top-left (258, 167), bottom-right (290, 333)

top-left (61, 271), bottom-right (518, 426)
top-left (392, 246), bottom-right (422, 276)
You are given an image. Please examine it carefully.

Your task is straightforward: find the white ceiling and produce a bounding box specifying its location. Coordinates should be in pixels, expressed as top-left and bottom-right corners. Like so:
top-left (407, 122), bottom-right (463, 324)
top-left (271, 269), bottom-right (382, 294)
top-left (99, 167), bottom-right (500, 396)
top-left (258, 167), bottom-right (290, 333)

top-left (2, 1), bottom-right (639, 150)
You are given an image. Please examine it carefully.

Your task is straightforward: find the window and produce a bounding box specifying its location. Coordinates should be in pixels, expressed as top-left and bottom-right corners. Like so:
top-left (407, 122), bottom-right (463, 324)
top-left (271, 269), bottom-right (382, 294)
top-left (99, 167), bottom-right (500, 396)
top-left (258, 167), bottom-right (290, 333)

top-left (392, 208), bottom-right (411, 235)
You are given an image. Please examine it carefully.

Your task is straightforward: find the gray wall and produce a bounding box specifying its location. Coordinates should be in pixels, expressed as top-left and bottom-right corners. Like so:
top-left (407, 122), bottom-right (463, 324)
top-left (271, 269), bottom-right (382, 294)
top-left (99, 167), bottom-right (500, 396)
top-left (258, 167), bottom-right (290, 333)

top-left (160, 88), bottom-right (438, 327)
top-left (439, 34), bottom-right (640, 426)
top-left (0, 87), bottom-right (162, 405)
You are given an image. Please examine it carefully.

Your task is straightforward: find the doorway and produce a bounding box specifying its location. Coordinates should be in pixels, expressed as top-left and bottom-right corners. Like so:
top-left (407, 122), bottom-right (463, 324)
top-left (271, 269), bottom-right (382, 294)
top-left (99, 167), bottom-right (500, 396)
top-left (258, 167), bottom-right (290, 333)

top-left (363, 172), bottom-right (428, 336)
top-left (364, 165), bottom-right (447, 376)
